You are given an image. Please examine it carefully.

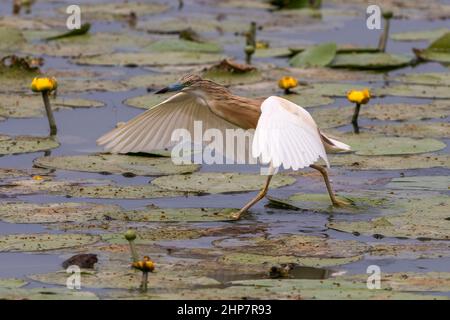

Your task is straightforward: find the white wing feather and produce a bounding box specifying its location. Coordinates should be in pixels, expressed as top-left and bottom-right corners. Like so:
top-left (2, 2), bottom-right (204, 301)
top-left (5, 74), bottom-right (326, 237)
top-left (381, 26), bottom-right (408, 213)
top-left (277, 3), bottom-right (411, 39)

top-left (97, 92), bottom-right (241, 154)
top-left (252, 96), bottom-right (330, 170)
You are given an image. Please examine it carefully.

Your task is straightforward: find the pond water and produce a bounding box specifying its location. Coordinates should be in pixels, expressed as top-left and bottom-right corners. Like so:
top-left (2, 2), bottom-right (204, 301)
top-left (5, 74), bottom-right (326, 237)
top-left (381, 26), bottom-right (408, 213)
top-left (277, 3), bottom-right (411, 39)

top-left (0, 0), bottom-right (449, 299)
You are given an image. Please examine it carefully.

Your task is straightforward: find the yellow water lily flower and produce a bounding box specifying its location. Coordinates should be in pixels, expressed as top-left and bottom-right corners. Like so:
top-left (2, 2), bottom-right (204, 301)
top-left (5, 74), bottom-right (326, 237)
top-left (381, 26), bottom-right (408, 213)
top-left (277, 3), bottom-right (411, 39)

top-left (32, 175), bottom-right (43, 181)
top-left (347, 89), bottom-right (370, 105)
top-left (278, 76), bottom-right (298, 90)
top-left (31, 77), bottom-right (58, 92)
top-left (132, 256), bottom-right (155, 272)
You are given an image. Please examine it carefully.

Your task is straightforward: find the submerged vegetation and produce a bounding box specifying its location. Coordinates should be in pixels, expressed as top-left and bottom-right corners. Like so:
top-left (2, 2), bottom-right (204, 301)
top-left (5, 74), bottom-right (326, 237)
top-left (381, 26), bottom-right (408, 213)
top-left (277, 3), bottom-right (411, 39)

top-left (0, 0), bottom-right (449, 300)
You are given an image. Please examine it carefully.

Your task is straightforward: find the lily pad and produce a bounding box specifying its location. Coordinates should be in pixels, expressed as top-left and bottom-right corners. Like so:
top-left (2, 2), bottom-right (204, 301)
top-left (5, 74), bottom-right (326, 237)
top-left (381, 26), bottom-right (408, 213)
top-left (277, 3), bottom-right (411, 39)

top-left (365, 123), bottom-right (450, 139)
top-left (0, 233), bottom-right (99, 252)
top-left (140, 17), bottom-right (249, 34)
top-left (329, 153), bottom-right (450, 170)
top-left (368, 242), bottom-right (450, 260)
top-left (328, 195), bottom-right (450, 240)
top-left (0, 202), bottom-right (122, 224)
top-left (151, 172), bottom-right (296, 194)
top-left (391, 28), bottom-right (449, 42)
top-left (340, 133), bottom-right (446, 156)
top-left (312, 102), bottom-right (450, 128)
top-left (64, 184), bottom-right (189, 200)
top-left (394, 72), bottom-right (450, 86)
top-left (144, 39), bottom-right (222, 53)
top-left (0, 287), bottom-right (98, 300)
top-left (302, 83), bottom-right (369, 97)
top-left (254, 47), bottom-right (293, 58)
top-left (0, 135), bottom-right (59, 155)
top-left (0, 65), bottom-right (40, 94)
top-left (0, 278), bottom-right (27, 288)
top-left (102, 227), bottom-right (204, 244)
top-left (115, 207), bottom-right (236, 222)
top-left (0, 27), bottom-right (26, 53)
top-left (414, 32), bottom-right (450, 63)
top-left (124, 73), bottom-right (181, 90)
top-left (282, 94), bottom-right (335, 108)
top-left (203, 69), bottom-right (264, 86)
top-left (33, 154), bottom-right (199, 176)
top-left (386, 176), bottom-right (449, 192)
top-left (267, 192), bottom-right (387, 214)
top-left (0, 95), bottom-right (104, 118)
top-left (331, 53), bottom-right (413, 69)
top-left (75, 52), bottom-right (224, 67)
top-left (125, 93), bottom-right (171, 109)
top-left (377, 84), bottom-right (450, 99)
top-left (289, 43), bottom-right (337, 67)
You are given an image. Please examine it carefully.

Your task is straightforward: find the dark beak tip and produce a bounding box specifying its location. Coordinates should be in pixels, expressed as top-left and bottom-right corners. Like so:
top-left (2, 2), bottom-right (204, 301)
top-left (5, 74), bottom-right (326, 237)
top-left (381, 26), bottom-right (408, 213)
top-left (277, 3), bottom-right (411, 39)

top-left (155, 87), bottom-right (168, 94)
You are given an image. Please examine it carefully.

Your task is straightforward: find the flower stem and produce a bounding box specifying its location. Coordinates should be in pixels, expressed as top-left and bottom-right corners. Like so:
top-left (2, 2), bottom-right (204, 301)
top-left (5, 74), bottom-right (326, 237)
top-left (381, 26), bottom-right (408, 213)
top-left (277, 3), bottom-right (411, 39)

top-left (41, 91), bottom-right (57, 136)
top-left (141, 271), bottom-right (148, 292)
top-left (352, 103), bottom-right (361, 134)
top-left (128, 239), bottom-right (139, 263)
top-left (378, 17), bottom-right (391, 52)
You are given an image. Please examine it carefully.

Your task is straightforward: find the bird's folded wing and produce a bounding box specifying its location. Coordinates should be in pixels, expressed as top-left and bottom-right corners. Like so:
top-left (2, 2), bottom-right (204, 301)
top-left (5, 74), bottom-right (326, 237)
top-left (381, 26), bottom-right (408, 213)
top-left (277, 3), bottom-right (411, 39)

top-left (97, 92), bottom-right (241, 154)
top-left (252, 96), bottom-right (329, 170)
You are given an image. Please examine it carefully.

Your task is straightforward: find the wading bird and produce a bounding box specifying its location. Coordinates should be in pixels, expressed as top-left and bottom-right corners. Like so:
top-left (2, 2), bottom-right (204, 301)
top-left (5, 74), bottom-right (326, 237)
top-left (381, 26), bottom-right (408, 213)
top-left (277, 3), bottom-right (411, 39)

top-left (97, 74), bottom-right (351, 219)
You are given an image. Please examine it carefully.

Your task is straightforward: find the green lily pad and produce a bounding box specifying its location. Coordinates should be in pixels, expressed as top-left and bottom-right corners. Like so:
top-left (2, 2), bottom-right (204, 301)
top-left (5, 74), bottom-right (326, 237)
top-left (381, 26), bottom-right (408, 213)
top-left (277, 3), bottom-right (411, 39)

top-left (0, 278), bottom-right (27, 288)
top-left (75, 52), bottom-right (224, 67)
top-left (124, 73), bottom-right (181, 89)
top-left (365, 123), bottom-right (450, 139)
top-left (0, 65), bottom-right (40, 94)
top-left (329, 153), bottom-right (450, 170)
top-left (0, 94), bottom-right (104, 118)
top-left (386, 176), bottom-right (449, 192)
top-left (394, 72), bottom-right (450, 86)
top-left (331, 53), bottom-right (413, 69)
top-left (0, 135), bottom-right (59, 155)
top-left (203, 69), bottom-right (263, 86)
top-left (0, 233), bottom-right (99, 252)
top-left (115, 207), bottom-right (236, 222)
top-left (377, 84), bottom-right (450, 99)
top-left (369, 242), bottom-right (450, 260)
top-left (102, 227), bottom-right (204, 244)
top-left (220, 252), bottom-right (362, 268)
top-left (58, 78), bottom-right (128, 93)
top-left (0, 287), bottom-right (98, 300)
top-left (303, 83), bottom-right (369, 97)
top-left (267, 192), bottom-right (387, 214)
top-left (341, 133), bottom-right (446, 156)
top-left (391, 28), bottom-right (449, 42)
top-left (62, 3), bottom-right (169, 21)
top-left (0, 202), bottom-right (122, 224)
top-left (144, 39), bottom-right (222, 53)
top-left (282, 94), bottom-right (335, 108)
top-left (33, 154), bottom-right (199, 176)
top-left (22, 33), bottom-right (152, 57)
top-left (0, 27), bottom-right (26, 53)
top-left (152, 172), bottom-right (296, 194)
top-left (140, 17), bottom-right (249, 34)
top-left (124, 93), bottom-right (171, 109)
top-left (414, 32), bottom-right (450, 63)
top-left (254, 47), bottom-right (293, 58)
top-left (328, 195), bottom-right (450, 240)
top-left (0, 167), bottom-right (50, 180)
top-left (312, 102), bottom-right (450, 128)
top-left (289, 43), bottom-right (337, 67)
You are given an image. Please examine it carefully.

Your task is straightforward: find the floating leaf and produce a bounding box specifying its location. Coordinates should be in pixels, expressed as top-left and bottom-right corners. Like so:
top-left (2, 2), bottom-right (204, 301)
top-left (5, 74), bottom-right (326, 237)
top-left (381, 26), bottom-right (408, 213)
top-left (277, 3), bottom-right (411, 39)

top-left (329, 153), bottom-right (450, 170)
top-left (302, 83), bottom-right (369, 97)
top-left (124, 93), bottom-right (171, 109)
top-left (125, 73), bottom-right (181, 89)
top-left (254, 47), bottom-right (292, 58)
top-left (0, 278), bottom-right (27, 288)
top-left (0, 27), bottom-right (25, 53)
top-left (340, 133), bottom-right (446, 156)
top-left (0, 202), bottom-right (122, 224)
top-left (0, 287), bottom-right (98, 300)
top-left (75, 52), bottom-right (224, 67)
top-left (391, 28), bottom-right (449, 42)
top-left (0, 233), bottom-right (99, 252)
top-left (203, 69), bottom-right (263, 86)
top-left (144, 39), bottom-right (222, 53)
top-left (102, 227), bottom-right (204, 244)
top-left (282, 94), bottom-right (335, 108)
top-left (0, 135), bottom-right (59, 155)
top-left (394, 72), bottom-right (450, 86)
top-left (329, 195), bottom-right (450, 240)
top-left (386, 176), bottom-right (449, 192)
top-left (0, 95), bottom-right (104, 118)
top-left (289, 43), bottom-right (337, 67)
top-left (365, 123), bottom-right (450, 139)
top-left (414, 32), bottom-right (450, 63)
top-left (152, 172), bottom-right (296, 194)
top-left (115, 207), bottom-right (236, 222)
top-left (377, 84), bottom-right (450, 99)
top-left (33, 154), bottom-right (199, 176)
top-left (331, 53), bottom-right (413, 69)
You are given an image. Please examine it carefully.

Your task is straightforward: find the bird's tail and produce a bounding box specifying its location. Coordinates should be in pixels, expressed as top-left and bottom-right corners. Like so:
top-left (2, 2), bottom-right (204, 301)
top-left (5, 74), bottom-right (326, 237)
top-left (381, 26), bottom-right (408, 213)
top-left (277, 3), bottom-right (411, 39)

top-left (320, 131), bottom-right (351, 153)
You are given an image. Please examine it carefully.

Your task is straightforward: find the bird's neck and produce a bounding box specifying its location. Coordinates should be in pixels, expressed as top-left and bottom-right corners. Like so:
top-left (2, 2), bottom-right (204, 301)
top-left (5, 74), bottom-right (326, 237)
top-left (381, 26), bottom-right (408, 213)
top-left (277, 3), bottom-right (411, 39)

top-left (208, 93), bottom-right (263, 129)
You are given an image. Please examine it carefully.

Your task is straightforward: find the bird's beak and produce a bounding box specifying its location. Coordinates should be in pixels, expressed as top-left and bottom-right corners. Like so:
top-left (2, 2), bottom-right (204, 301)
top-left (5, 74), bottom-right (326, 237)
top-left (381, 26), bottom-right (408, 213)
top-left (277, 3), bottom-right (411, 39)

top-left (155, 83), bottom-right (184, 94)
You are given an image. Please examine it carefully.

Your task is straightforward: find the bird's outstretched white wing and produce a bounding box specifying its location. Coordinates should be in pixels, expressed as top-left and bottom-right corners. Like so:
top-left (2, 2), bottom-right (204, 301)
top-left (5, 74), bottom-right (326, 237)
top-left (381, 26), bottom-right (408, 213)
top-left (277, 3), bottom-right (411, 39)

top-left (97, 92), bottom-right (241, 154)
top-left (252, 96), bottom-right (330, 170)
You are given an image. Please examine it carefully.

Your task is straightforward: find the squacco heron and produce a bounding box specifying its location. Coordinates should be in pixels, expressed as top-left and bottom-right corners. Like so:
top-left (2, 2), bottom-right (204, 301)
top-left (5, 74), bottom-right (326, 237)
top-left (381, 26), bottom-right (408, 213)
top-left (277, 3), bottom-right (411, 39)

top-left (97, 74), bottom-right (351, 219)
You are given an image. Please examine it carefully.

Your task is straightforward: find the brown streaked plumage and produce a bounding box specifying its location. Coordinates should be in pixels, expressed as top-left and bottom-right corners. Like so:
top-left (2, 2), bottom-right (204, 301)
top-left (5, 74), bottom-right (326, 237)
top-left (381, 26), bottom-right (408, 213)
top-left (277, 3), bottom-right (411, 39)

top-left (97, 74), bottom-right (351, 219)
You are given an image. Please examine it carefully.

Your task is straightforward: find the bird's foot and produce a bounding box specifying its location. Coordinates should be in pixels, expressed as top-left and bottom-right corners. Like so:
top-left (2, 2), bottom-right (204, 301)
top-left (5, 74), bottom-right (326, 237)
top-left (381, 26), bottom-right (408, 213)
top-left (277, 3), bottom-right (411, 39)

top-left (230, 210), bottom-right (245, 220)
top-left (332, 197), bottom-right (354, 207)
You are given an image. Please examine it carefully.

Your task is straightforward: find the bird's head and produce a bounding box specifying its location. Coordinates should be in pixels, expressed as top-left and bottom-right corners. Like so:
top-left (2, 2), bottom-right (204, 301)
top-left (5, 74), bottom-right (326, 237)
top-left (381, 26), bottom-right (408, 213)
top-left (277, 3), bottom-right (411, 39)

top-left (155, 74), bottom-right (204, 94)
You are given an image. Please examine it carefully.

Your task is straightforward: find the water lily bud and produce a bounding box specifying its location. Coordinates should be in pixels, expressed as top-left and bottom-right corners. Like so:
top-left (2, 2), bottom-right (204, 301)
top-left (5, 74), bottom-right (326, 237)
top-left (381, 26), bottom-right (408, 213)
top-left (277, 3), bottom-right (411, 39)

top-left (132, 256), bottom-right (155, 272)
top-left (382, 11), bottom-right (393, 19)
top-left (31, 77), bottom-right (57, 93)
top-left (278, 76), bottom-right (298, 91)
top-left (347, 89), bottom-right (371, 104)
top-left (244, 45), bottom-right (255, 55)
top-left (124, 229), bottom-right (137, 241)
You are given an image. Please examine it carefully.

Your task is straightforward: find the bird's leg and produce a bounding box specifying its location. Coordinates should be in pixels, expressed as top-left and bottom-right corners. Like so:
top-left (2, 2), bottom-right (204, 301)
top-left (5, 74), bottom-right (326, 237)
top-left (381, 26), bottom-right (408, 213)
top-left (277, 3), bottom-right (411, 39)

top-left (231, 175), bottom-right (273, 220)
top-left (309, 164), bottom-right (350, 207)
top-left (351, 103), bottom-right (361, 134)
